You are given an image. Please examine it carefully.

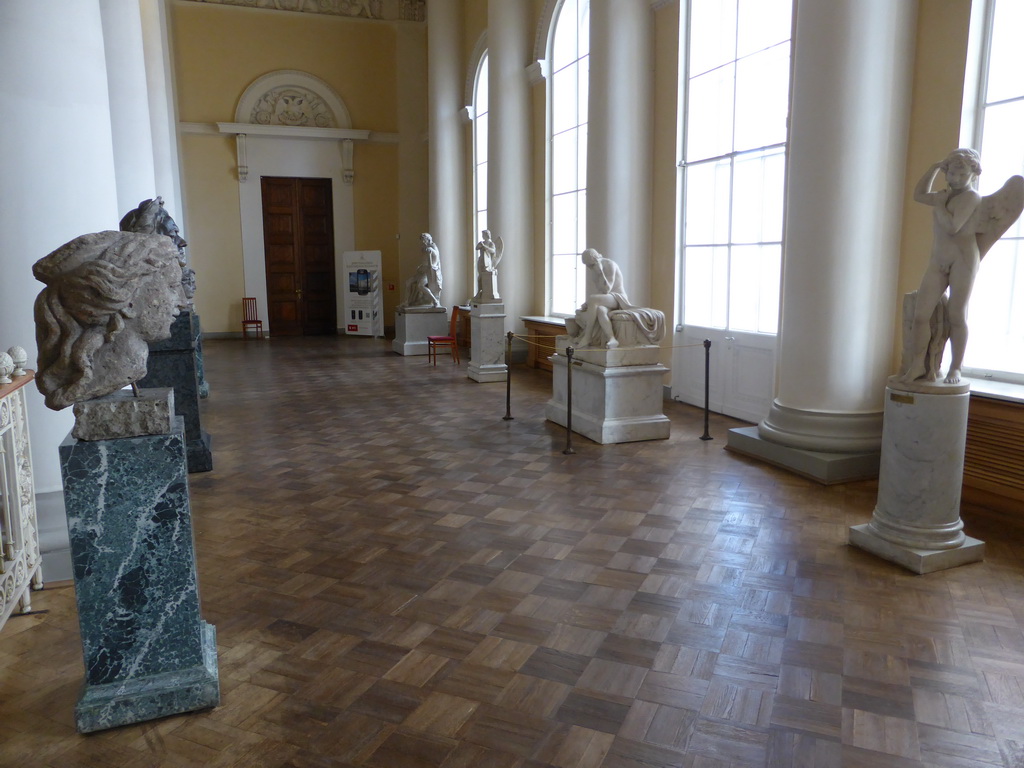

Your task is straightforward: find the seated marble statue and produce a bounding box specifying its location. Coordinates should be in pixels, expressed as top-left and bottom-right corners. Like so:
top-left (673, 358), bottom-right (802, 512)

top-left (33, 230), bottom-right (186, 410)
top-left (900, 149), bottom-right (1024, 385)
top-left (399, 233), bottom-right (443, 309)
top-left (473, 230), bottom-right (504, 303)
top-left (120, 196), bottom-right (196, 303)
top-left (565, 249), bottom-right (665, 349)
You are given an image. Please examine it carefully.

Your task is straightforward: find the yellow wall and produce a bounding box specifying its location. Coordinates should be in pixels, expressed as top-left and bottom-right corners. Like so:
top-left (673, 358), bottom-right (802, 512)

top-left (894, 0), bottom-right (973, 370)
top-left (171, 1), bottom-right (420, 332)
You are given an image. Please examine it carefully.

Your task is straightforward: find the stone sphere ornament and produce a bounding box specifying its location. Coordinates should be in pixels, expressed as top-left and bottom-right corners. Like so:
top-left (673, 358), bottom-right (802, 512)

top-left (7, 346), bottom-right (27, 377)
top-left (0, 352), bottom-right (13, 385)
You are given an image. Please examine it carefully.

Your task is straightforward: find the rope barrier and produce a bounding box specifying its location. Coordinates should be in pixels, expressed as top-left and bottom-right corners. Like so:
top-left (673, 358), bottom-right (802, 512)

top-left (509, 333), bottom-right (706, 353)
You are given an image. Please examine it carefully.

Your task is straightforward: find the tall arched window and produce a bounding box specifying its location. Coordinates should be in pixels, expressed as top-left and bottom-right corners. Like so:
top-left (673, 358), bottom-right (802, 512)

top-left (472, 52), bottom-right (489, 239)
top-left (960, 0), bottom-right (1024, 381)
top-left (547, 0), bottom-right (589, 316)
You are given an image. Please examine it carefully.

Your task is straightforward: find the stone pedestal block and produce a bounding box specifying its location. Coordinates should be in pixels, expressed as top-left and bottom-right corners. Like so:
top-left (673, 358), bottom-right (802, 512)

top-left (60, 418), bottom-right (219, 732)
top-left (139, 311), bottom-right (212, 472)
top-left (193, 312), bottom-right (209, 398)
top-left (468, 302), bottom-right (507, 383)
top-left (72, 388), bottom-right (174, 441)
top-left (546, 351), bottom-right (670, 444)
top-left (392, 307), bottom-right (448, 356)
top-left (849, 386), bottom-right (984, 574)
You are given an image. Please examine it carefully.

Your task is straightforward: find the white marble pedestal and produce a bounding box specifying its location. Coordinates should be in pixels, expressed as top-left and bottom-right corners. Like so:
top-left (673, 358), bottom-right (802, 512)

top-left (468, 302), bottom-right (507, 383)
top-left (392, 307), bottom-right (448, 356)
top-left (849, 384), bottom-right (984, 574)
top-left (546, 339), bottom-right (670, 444)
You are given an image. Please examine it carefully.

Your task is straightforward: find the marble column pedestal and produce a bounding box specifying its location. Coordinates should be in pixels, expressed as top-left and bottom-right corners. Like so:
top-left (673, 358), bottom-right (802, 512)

top-left (194, 313), bottom-right (209, 399)
top-left (468, 301), bottom-right (507, 383)
top-left (849, 384), bottom-right (984, 574)
top-left (60, 417), bottom-right (219, 733)
top-left (546, 339), bottom-right (670, 444)
top-left (392, 307), bottom-right (448, 355)
top-left (139, 311), bottom-right (212, 473)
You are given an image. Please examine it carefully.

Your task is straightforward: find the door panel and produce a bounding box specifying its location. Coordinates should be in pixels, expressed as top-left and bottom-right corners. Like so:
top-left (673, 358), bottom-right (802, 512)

top-left (671, 325), bottom-right (775, 425)
top-left (260, 177), bottom-right (336, 336)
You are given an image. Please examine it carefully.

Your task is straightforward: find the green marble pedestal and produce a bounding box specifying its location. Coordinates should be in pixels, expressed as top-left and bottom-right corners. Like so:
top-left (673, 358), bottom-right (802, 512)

top-left (60, 417), bottom-right (219, 733)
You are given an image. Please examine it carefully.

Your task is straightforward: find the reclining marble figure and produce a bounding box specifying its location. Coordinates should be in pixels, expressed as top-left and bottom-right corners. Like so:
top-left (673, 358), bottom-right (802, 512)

top-left (565, 248), bottom-right (665, 349)
top-left (33, 230), bottom-right (186, 411)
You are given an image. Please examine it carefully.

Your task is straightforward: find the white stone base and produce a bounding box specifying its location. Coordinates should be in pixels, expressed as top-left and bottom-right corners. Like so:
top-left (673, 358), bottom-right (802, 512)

top-left (392, 307), bottom-right (448, 356)
top-left (848, 385), bottom-right (984, 574)
top-left (848, 524), bottom-right (984, 574)
top-left (726, 427), bottom-right (880, 484)
top-left (546, 353), bottom-right (670, 444)
top-left (468, 302), bottom-right (507, 383)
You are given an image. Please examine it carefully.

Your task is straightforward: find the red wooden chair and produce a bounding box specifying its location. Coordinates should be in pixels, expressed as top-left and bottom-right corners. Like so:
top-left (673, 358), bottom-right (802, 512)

top-left (242, 297), bottom-right (264, 338)
top-left (427, 306), bottom-right (460, 365)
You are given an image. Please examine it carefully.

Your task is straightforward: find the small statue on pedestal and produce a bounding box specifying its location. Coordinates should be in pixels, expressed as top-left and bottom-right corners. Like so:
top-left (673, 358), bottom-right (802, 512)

top-left (899, 149), bottom-right (1024, 386)
top-left (399, 233), bottom-right (443, 309)
top-left (473, 229), bottom-right (504, 303)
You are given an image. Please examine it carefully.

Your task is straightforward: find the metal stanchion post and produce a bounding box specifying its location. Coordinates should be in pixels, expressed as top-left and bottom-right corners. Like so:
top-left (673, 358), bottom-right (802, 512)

top-left (503, 331), bottom-right (514, 421)
top-left (563, 346), bottom-right (576, 455)
top-left (700, 339), bottom-right (713, 441)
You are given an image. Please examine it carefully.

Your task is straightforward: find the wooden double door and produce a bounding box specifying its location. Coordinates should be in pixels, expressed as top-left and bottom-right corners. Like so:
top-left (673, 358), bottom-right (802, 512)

top-left (261, 177), bottom-right (336, 336)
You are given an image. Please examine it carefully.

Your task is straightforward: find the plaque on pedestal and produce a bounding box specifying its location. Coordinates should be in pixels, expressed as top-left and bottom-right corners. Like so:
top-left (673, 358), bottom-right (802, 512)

top-left (60, 416), bottom-right (219, 733)
top-left (139, 310), bottom-right (212, 472)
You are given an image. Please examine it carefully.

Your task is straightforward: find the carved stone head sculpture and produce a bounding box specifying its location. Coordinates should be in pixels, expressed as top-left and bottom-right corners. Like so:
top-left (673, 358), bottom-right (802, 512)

top-left (119, 196), bottom-right (196, 303)
top-left (33, 231), bottom-right (185, 410)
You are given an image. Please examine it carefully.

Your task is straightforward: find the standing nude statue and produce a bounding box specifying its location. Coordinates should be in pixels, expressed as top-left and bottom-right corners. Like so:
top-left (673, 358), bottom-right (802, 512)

top-left (901, 149), bottom-right (1024, 385)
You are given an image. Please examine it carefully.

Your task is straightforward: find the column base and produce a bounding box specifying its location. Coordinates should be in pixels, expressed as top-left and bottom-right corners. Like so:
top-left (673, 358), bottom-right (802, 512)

top-left (76, 622), bottom-right (220, 733)
top-left (848, 524), bottom-right (984, 575)
top-left (726, 426), bottom-right (879, 484)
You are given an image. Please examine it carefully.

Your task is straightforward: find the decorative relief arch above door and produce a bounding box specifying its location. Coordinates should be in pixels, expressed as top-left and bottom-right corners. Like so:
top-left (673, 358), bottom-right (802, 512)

top-left (234, 70), bottom-right (352, 129)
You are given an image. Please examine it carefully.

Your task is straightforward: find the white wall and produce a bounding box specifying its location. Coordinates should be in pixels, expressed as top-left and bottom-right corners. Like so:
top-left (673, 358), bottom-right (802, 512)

top-left (0, 0), bottom-right (120, 492)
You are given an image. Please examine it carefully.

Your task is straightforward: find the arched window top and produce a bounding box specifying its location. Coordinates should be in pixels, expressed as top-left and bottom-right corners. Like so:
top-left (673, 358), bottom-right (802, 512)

top-left (464, 31), bottom-right (488, 110)
top-left (550, 0), bottom-right (589, 71)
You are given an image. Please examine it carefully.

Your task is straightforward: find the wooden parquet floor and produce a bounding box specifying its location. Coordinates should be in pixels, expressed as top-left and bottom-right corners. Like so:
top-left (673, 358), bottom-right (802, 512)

top-left (3, 335), bottom-right (1024, 768)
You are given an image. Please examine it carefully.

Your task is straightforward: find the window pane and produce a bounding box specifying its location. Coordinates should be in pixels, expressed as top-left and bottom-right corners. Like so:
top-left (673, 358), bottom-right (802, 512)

top-left (731, 149), bottom-right (785, 244)
top-left (475, 161), bottom-right (487, 217)
top-left (687, 64), bottom-right (735, 161)
top-left (964, 238), bottom-right (1024, 375)
top-left (685, 160), bottom-right (731, 245)
top-left (684, 245), bottom-right (728, 328)
top-left (552, 0), bottom-right (578, 72)
top-left (577, 124), bottom-right (588, 190)
top-left (552, 62), bottom-right (579, 135)
top-left (737, 0), bottom-right (791, 59)
top-left (577, 55), bottom-right (590, 131)
top-left (551, 251), bottom-right (580, 315)
top-left (578, 0), bottom-right (590, 57)
top-left (552, 192), bottom-right (579, 256)
top-left (552, 129), bottom-right (579, 195)
top-left (476, 210), bottom-right (487, 240)
top-left (475, 55), bottom-right (489, 115)
top-left (728, 245), bottom-right (781, 333)
top-left (734, 43), bottom-right (790, 151)
top-left (475, 112), bottom-right (488, 163)
top-left (980, 101), bottom-right (1024, 241)
top-left (689, 0), bottom-right (736, 78)
top-left (986, 0), bottom-right (1024, 104)
top-left (577, 189), bottom-right (587, 256)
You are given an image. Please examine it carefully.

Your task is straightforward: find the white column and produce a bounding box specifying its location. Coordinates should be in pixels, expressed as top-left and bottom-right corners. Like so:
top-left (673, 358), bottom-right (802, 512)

top-left (488, 0), bottom-right (533, 330)
top-left (587, 0), bottom-right (653, 304)
top-left (0, 0), bottom-right (119, 493)
top-left (139, 0), bottom-right (184, 225)
top-left (99, 0), bottom-right (158, 216)
top-left (427, 0), bottom-right (468, 307)
top-left (757, 0), bottom-right (918, 455)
